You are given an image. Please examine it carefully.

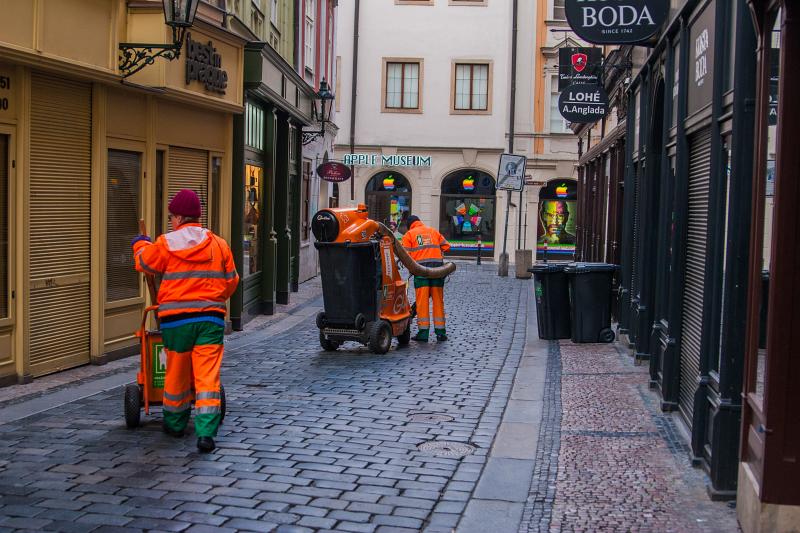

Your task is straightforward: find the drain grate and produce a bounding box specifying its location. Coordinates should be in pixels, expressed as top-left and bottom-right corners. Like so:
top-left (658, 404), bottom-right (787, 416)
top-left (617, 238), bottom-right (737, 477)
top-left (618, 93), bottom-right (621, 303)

top-left (417, 440), bottom-right (475, 457)
top-left (408, 413), bottom-right (454, 423)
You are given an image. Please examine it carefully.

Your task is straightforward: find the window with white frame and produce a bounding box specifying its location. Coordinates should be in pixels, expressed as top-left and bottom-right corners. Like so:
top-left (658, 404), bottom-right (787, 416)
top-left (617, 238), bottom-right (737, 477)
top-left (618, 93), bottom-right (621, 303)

top-left (550, 74), bottom-right (568, 133)
top-left (305, 0), bottom-right (315, 72)
top-left (271, 0), bottom-right (278, 25)
top-left (552, 0), bottom-right (566, 20)
top-left (385, 61), bottom-right (420, 110)
top-left (454, 63), bottom-right (489, 112)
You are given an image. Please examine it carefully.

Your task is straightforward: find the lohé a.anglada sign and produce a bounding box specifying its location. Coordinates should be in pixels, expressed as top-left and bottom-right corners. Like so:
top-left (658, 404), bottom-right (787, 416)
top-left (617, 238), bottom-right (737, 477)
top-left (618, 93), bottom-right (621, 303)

top-left (559, 83), bottom-right (609, 124)
top-left (558, 47), bottom-right (603, 91)
top-left (565, 0), bottom-right (669, 44)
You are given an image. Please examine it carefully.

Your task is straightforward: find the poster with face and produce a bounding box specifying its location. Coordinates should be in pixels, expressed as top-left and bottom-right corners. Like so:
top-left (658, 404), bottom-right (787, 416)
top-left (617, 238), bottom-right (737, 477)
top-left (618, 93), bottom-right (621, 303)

top-left (537, 200), bottom-right (577, 258)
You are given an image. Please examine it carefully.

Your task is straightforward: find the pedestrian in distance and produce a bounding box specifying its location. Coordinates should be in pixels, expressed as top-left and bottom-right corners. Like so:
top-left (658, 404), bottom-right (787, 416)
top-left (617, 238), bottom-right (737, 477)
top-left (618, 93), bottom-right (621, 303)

top-left (131, 189), bottom-right (239, 453)
top-left (401, 215), bottom-right (451, 342)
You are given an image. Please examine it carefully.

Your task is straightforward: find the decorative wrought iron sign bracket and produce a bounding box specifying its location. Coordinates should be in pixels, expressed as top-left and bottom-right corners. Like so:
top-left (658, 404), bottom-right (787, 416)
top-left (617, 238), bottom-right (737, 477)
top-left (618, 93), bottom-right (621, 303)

top-left (119, 26), bottom-right (186, 78)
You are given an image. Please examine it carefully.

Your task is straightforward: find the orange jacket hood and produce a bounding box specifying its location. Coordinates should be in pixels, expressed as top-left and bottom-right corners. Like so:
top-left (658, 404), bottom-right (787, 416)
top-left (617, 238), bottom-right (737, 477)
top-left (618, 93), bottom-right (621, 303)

top-left (162, 224), bottom-right (214, 263)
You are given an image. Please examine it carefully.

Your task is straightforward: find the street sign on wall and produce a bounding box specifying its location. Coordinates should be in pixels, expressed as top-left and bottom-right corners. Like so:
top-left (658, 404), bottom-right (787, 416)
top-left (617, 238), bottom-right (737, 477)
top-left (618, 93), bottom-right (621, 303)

top-left (565, 0), bottom-right (669, 45)
top-left (316, 161), bottom-right (352, 183)
top-left (558, 83), bottom-right (609, 123)
top-left (497, 154), bottom-right (527, 191)
top-left (558, 47), bottom-right (603, 91)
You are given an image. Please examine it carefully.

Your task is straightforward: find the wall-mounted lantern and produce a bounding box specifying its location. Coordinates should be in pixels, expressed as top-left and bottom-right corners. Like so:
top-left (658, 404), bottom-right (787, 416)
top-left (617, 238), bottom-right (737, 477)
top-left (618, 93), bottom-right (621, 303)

top-left (119, 0), bottom-right (200, 78)
top-left (302, 78), bottom-right (336, 145)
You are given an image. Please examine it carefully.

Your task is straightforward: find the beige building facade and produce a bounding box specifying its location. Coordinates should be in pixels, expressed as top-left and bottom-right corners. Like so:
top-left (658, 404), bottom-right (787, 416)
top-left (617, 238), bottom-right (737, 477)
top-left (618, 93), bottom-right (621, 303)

top-left (0, 0), bottom-right (244, 382)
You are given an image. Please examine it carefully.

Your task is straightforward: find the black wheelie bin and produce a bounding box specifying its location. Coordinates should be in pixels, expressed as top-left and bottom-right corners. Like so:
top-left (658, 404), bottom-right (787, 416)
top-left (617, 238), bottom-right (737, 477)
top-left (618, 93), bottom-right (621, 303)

top-left (564, 262), bottom-right (618, 343)
top-left (529, 263), bottom-right (571, 340)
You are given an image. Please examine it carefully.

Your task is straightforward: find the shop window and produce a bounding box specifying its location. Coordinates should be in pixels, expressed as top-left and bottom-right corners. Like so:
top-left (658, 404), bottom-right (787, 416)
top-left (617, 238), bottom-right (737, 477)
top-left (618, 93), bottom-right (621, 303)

top-left (537, 180), bottom-right (577, 260)
top-left (671, 41), bottom-right (680, 128)
top-left (723, 0), bottom-right (737, 93)
top-left (633, 89), bottom-right (641, 154)
top-left (246, 102), bottom-right (264, 151)
top-left (453, 62), bottom-right (491, 113)
top-left (0, 134), bottom-right (8, 318)
top-left (550, 74), bottom-right (568, 133)
top-left (366, 172), bottom-right (412, 232)
top-left (383, 60), bottom-right (422, 112)
top-left (244, 164), bottom-right (262, 277)
top-left (106, 149), bottom-right (141, 302)
top-left (439, 170), bottom-right (496, 257)
top-left (302, 159), bottom-right (311, 241)
top-left (715, 139), bottom-right (733, 374)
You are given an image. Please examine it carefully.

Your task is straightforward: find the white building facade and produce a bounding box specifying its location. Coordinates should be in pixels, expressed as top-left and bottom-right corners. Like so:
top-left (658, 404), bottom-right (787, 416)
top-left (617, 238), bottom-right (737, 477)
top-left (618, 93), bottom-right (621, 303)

top-left (335, 0), bottom-right (544, 261)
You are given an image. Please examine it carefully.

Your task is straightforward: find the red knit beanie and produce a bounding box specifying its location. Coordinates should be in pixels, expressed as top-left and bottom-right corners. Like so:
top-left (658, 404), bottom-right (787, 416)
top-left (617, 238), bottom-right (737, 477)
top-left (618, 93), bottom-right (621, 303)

top-left (168, 189), bottom-right (202, 219)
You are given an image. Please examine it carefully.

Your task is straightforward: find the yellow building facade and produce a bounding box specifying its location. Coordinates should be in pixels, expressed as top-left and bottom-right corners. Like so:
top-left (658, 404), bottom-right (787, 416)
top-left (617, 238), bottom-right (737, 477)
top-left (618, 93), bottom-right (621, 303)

top-left (0, 0), bottom-right (244, 383)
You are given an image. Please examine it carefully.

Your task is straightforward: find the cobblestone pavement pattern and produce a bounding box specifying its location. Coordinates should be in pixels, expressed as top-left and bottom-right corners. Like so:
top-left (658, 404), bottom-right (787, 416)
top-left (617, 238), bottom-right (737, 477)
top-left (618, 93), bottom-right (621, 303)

top-left (520, 340), bottom-right (739, 532)
top-left (0, 264), bottom-right (528, 532)
top-left (0, 264), bottom-right (740, 532)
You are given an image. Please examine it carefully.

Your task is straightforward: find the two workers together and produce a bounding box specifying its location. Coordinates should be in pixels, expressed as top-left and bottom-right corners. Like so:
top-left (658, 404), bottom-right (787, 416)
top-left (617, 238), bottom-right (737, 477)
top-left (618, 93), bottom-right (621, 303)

top-left (131, 190), bottom-right (450, 453)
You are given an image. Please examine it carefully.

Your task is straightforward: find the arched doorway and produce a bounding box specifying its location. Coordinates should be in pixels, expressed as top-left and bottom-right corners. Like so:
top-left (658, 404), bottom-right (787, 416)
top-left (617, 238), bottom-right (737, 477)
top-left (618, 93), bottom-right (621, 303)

top-left (365, 171), bottom-right (412, 231)
top-left (537, 179), bottom-right (577, 260)
top-left (439, 169), bottom-right (496, 257)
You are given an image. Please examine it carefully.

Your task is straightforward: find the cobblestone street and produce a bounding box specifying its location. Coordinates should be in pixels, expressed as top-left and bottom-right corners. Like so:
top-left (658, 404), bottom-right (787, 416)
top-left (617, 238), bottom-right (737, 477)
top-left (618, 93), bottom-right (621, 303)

top-left (0, 264), bottom-right (738, 532)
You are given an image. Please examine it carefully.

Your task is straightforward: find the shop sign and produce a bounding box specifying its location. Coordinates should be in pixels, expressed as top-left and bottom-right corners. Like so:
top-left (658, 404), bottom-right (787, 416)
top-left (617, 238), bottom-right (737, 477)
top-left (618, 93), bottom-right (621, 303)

top-left (185, 33), bottom-right (228, 94)
top-left (558, 47), bottom-right (603, 91)
top-left (558, 83), bottom-right (608, 123)
top-left (317, 161), bottom-right (352, 183)
top-left (687, 4), bottom-right (715, 115)
top-left (565, 0), bottom-right (669, 44)
top-left (342, 153), bottom-right (432, 167)
top-left (497, 154), bottom-right (527, 191)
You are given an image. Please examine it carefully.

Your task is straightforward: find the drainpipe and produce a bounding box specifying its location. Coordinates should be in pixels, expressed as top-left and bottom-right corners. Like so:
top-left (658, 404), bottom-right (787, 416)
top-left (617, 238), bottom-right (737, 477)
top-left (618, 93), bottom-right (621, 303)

top-left (349, 0), bottom-right (360, 202)
top-left (500, 0), bottom-right (518, 276)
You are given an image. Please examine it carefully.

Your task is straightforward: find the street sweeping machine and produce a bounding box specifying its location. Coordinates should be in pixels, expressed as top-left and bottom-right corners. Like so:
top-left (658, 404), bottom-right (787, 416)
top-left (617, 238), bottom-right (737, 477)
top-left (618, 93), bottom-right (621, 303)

top-left (312, 204), bottom-right (455, 354)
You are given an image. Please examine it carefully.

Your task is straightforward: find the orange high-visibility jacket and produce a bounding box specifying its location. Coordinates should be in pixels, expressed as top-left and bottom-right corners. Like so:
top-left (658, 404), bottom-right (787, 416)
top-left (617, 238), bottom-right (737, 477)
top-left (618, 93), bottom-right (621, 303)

top-left (401, 221), bottom-right (451, 266)
top-left (133, 224), bottom-right (239, 319)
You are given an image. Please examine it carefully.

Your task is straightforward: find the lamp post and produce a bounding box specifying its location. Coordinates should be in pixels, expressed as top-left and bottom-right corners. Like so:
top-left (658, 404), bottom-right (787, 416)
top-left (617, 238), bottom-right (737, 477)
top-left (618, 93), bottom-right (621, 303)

top-left (119, 0), bottom-right (200, 78)
top-left (302, 78), bottom-right (336, 145)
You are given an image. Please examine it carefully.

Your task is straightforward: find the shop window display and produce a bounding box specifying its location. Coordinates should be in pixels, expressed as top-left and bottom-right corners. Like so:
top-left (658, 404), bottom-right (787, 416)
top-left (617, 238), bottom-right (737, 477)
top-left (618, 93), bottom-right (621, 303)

top-left (244, 164), bottom-right (262, 277)
top-left (439, 170), bottom-right (496, 257)
top-left (365, 171), bottom-right (412, 232)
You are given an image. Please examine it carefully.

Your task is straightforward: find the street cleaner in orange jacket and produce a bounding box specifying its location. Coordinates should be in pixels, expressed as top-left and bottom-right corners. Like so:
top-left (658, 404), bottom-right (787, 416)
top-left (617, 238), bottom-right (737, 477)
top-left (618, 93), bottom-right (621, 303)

top-left (401, 215), bottom-right (451, 342)
top-left (131, 189), bottom-right (239, 453)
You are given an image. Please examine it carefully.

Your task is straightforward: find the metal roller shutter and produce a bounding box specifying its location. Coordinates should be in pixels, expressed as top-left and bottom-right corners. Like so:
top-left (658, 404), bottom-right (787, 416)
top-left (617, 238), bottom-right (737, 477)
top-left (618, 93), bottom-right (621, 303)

top-left (679, 128), bottom-right (712, 427)
top-left (168, 147), bottom-right (209, 228)
top-left (29, 73), bottom-right (92, 376)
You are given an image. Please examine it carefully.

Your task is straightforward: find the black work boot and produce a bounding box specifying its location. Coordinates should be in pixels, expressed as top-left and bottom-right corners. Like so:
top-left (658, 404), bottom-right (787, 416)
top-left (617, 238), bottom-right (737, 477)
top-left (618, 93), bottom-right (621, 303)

top-left (197, 437), bottom-right (216, 453)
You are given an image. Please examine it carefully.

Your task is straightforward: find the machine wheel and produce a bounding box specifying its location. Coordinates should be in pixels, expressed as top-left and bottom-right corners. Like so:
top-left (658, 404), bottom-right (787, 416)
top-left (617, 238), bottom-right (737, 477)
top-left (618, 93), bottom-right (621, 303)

top-left (124, 384), bottom-right (142, 429)
top-left (368, 320), bottom-right (392, 354)
top-left (354, 313), bottom-right (367, 331)
top-left (316, 312), bottom-right (327, 330)
top-left (319, 332), bottom-right (340, 351)
top-left (599, 328), bottom-right (616, 343)
top-left (397, 322), bottom-right (411, 347)
top-left (220, 385), bottom-right (227, 423)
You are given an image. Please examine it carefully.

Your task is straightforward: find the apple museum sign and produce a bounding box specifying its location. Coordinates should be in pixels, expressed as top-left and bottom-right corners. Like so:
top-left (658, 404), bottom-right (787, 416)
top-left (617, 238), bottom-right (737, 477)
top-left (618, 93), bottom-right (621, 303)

top-left (342, 154), bottom-right (432, 168)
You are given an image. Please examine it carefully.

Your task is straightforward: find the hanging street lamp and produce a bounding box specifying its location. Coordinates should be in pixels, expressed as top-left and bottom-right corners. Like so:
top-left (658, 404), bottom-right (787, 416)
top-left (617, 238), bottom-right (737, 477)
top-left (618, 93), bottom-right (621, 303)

top-left (119, 0), bottom-right (200, 78)
top-left (302, 78), bottom-right (336, 145)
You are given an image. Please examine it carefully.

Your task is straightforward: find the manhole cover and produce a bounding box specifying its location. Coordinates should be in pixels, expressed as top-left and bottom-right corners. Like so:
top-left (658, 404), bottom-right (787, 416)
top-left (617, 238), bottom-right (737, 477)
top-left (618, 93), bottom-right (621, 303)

top-left (417, 441), bottom-right (475, 457)
top-left (408, 413), bottom-right (454, 423)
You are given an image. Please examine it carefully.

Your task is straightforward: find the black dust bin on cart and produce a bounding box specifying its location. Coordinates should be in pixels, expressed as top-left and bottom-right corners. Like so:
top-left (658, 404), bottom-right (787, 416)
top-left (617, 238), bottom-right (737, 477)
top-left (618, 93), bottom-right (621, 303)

top-left (564, 263), bottom-right (618, 343)
top-left (529, 263), bottom-right (571, 340)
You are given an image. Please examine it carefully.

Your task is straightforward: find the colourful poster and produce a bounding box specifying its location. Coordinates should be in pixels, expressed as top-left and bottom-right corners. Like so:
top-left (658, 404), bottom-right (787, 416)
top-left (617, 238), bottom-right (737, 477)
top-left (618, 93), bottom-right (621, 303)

top-left (537, 200), bottom-right (577, 258)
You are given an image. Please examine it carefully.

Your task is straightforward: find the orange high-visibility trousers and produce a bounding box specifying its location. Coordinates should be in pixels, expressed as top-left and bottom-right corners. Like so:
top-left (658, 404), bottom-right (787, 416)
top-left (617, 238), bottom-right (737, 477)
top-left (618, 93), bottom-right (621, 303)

top-left (414, 284), bottom-right (446, 333)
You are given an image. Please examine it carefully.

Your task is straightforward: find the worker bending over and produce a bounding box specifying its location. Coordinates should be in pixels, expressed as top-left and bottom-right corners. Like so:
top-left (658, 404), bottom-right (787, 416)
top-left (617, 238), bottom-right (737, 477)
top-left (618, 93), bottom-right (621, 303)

top-left (401, 215), bottom-right (451, 342)
top-left (132, 189), bottom-right (239, 453)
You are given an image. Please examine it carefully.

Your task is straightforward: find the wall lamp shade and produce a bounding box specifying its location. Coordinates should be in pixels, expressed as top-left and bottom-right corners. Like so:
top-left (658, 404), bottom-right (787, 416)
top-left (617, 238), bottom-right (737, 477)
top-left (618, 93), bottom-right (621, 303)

top-left (163, 0), bottom-right (200, 28)
top-left (304, 78), bottom-right (336, 145)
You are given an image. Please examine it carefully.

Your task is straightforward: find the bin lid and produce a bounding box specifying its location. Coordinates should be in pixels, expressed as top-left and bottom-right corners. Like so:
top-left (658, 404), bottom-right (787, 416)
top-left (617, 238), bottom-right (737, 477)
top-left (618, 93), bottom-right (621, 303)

top-left (563, 262), bottom-right (619, 273)
top-left (528, 263), bottom-right (567, 274)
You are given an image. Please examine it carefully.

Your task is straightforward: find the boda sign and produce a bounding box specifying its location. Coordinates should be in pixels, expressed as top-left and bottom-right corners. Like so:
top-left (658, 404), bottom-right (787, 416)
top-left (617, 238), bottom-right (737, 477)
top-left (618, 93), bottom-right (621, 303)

top-left (565, 0), bottom-right (669, 44)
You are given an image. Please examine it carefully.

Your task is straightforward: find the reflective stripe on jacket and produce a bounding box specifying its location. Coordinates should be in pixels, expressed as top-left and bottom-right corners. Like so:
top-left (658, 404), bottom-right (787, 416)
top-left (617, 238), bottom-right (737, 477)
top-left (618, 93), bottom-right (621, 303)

top-left (133, 224), bottom-right (239, 319)
top-left (401, 221), bottom-right (451, 265)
